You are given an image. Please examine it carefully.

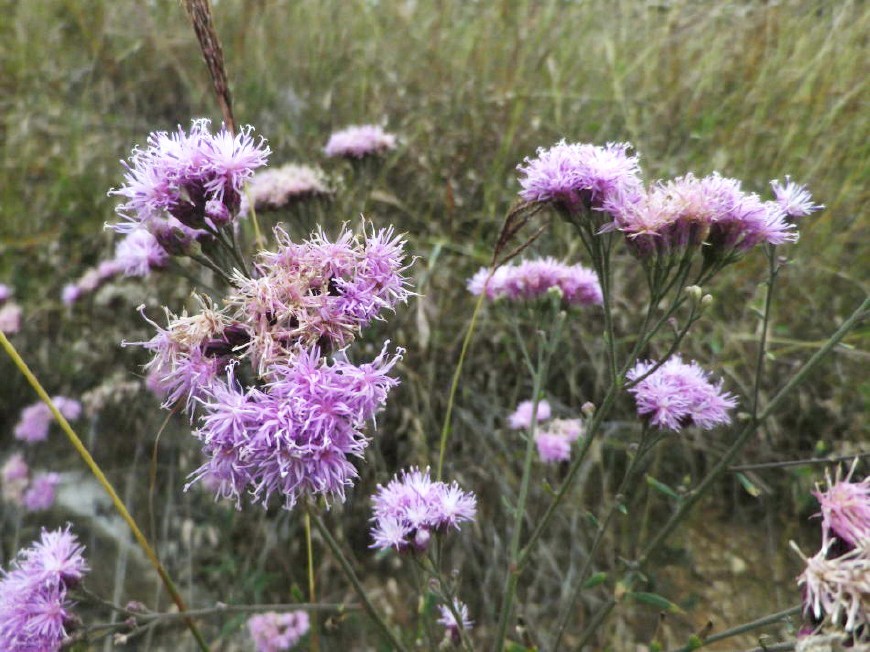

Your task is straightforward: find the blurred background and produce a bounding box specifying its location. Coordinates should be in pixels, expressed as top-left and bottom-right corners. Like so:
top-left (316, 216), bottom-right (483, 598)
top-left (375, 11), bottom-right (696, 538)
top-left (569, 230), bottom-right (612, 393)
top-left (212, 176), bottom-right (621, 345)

top-left (0, 1), bottom-right (866, 649)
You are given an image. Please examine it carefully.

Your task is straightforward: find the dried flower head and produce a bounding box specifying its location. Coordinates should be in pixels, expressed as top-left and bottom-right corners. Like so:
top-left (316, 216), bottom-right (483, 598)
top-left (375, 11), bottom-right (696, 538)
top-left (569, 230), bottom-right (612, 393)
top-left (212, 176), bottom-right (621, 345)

top-left (370, 467), bottom-right (477, 552)
top-left (627, 357), bottom-right (736, 431)
top-left (247, 610), bottom-right (310, 652)
top-left (324, 124), bottom-right (397, 159)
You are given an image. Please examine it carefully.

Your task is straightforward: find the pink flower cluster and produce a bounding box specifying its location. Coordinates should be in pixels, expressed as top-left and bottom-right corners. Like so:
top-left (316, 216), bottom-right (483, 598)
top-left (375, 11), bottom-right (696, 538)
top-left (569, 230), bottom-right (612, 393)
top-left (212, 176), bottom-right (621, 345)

top-left (323, 124), bottom-right (397, 159)
top-left (626, 357), bottom-right (736, 431)
top-left (813, 468), bottom-right (870, 549)
top-left (14, 397), bottom-right (82, 443)
top-left (1, 454), bottom-right (60, 512)
top-left (535, 419), bottom-right (584, 464)
top-left (247, 163), bottom-right (331, 210)
top-left (468, 258), bottom-right (602, 306)
top-left (247, 610), bottom-right (310, 652)
top-left (508, 399), bottom-right (552, 430)
top-left (370, 467), bottom-right (477, 552)
top-left (0, 527), bottom-right (89, 651)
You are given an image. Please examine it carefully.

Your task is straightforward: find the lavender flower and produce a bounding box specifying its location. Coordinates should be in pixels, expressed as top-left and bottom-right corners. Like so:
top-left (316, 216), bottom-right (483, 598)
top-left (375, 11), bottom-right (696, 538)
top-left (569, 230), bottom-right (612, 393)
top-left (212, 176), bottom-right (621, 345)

top-left (0, 526), bottom-right (89, 651)
top-left (771, 176), bottom-right (824, 219)
top-left (437, 599), bottom-right (473, 645)
top-left (794, 541), bottom-right (869, 635)
top-left (0, 283), bottom-right (12, 303)
top-left (114, 229), bottom-right (170, 277)
top-left (324, 124), bottom-right (397, 159)
top-left (247, 611), bottom-right (310, 652)
top-left (508, 399), bottom-right (552, 430)
top-left (626, 357), bottom-right (737, 431)
top-left (248, 163), bottom-right (332, 210)
top-left (61, 284), bottom-right (82, 306)
top-left (109, 119), bottom-right (270, 238)
top-left (468, 258), bottom-right (602, 306)
top-left (813, 466), bottom-right (870, 549)
top-left (535, 418), bottom-right (585, 464)
top-left (370, 467), bottom-right (476, 552)
top-left (0, 302), bottom-right (22, 334)
top-left (517, 140), bottom-right (642, 211)
top-left (1, 453), bottom-right (29, 505)
top-left (22, 473), bottom-right (61, 512)
top-left (13, 397), bottom-right (82, 443)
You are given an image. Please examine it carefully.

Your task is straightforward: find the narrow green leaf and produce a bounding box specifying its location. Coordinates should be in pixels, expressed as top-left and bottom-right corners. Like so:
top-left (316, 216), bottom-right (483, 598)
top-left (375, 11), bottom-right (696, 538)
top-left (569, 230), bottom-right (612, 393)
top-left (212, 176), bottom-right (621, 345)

top-left (582, 572), bottom-right (608, 589)
top-left (629, 591), bottom-right (685, 615)
top-left (646, 474), bottom-right (681, 501)
top-left (736, 472), bottom-right (762, 497)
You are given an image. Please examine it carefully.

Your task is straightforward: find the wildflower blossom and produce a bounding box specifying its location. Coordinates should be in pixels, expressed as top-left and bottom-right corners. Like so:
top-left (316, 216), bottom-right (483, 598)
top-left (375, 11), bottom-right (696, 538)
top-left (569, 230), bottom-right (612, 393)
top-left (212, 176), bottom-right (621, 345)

top-left (626, 356), bottom-right (736, 431)
top-left (1, 453), bottom-right (29, 505)
top-left (247, 611), bottom-right (311, 652)
top-left (813, 466), bottom-right (870, 549)
top-left (189, 344), bottom-right (403, 509)
top-left (108, 119), bottom-right (270, 237)
top-left (114, 229), bottom-right (170, 277)
top-left (0, 302), bottom-right (22, 334)
top-left (437, 599), bottom-right (473, 645)
top-left (771, 176), bottom-right (824, 219)
top-left (248, 163), bottom-right (332, 210)
top-left (0, 526), bottom-right (89, 651)
top-left (0, 284), bottom-right (12, 303)
top-left (370, 467), bottom-right (476, 552)
top-left (535, 418), bottom-right (584, 463)
top-left (61, 284), bottom-right (82, 306)
top-left (324, 124), bottom-right (397, 159)
top-left (468, 258), bottom-right (602, 306)
top-left (795, 541), bottom-right (869, 635)
top-left (517, 140), bottom-right (642, 211)
top-left (14, 397), bottom-right (82, 443)
top-left (22, 473), bottom-right (61, 512)
top-left (508, 399), bottom-right (552, 430)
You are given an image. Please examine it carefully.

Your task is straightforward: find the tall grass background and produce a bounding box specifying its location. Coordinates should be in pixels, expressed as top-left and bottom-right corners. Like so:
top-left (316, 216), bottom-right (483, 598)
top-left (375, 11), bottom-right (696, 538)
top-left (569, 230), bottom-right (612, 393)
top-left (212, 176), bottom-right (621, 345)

top-left (0, 0), bottom-right (866, 649)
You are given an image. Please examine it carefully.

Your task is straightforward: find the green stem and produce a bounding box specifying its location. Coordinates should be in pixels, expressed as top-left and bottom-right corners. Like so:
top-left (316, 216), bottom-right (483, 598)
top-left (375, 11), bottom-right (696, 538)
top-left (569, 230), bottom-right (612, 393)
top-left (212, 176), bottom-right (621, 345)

top-left (669, 605), bottom-right (801, 652)
top-left (572, 598), bottom-right (616, 651)
top-left (752, 247), bottom-right (778, 419)
top-left (0, 332), bottom-right (209, 652)
top-left (310, 514), bottom-right (408, 652)
top-left (304, 508), bottom-right (320, 652)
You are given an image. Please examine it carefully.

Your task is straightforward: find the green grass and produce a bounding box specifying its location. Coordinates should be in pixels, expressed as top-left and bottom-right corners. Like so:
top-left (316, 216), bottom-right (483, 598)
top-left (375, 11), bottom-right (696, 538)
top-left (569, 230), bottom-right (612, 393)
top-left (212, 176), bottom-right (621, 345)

top-left (0, 1), bottom-right (867, 649)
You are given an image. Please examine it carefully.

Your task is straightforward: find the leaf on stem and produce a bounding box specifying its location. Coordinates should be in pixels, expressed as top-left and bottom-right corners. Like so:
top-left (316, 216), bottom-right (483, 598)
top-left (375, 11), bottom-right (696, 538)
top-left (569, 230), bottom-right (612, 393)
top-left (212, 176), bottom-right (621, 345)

top-left (646, 475), bottom-right (682, 501)
top-left (628, 591), bottom-right (686, 615)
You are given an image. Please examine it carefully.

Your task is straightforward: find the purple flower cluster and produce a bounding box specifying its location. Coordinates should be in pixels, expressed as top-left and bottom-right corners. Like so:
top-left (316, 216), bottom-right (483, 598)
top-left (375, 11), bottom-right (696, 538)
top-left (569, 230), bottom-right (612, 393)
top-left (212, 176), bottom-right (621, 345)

top-left (437, 599), bottom-right (473, 645)
top-left (370, 467), bottom-right (477, 552)
top-left (0, 527), bottom-right (89, 651)
top-left (247, 610), bottom-right (310, 652)
top-left (189, 345), bottom-right (402, 509)
top-left (14, 397), bottom-right (82, 443)
top-left (507, 399), bottom-right (552, 430)
top-left (626, 357), bottom-right (736, 431)
top-left (603, 172), bottom-right (806, 258)
top-left (247, 163), bottom-right (331, 210)
top-left (323, 124), bottom-right (397, 159)
top-left (1, 454), bottom-right (60, 513)
top-left (468, 258), bottom-right (602, 306)
top-left (517, 140), bottom-right (642, 211)
top-left (535, 418), bottom-right (584, 464)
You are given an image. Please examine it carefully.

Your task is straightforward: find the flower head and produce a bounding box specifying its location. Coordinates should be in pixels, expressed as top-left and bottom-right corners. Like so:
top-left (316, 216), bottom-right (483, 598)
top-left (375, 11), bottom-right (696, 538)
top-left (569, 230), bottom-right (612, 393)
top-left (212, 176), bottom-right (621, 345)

top-left (247, 610), bottom-right (310, 652)
top-left (248, 164), bottom-right (331, 210)
top-left (22, 473), bottom-right (61, 512)
top-left (1, 454), bottom-right (29, 505)
top-left (437, 599), bottom-right (473, 645)
top-left (0, 284), bottom-right (12, 303)
top-left (535, 418), bottom-right (585, 463)
top-left (0, 302), bottom-right (22, 334)
top-left (370, 467), bottom-right (476, 552)
top-left (508, 399), bottom-right (552, 430)
top-left (0, 526), bottom-right (89, 651)
top-left (517, 140), bottom-right (642, 211)
top-left (469, 258), bottom-right (602, 306)
top-left (771, 176), bottom-right (824, 219)
top-left (114, 229), bottom-right (170, 277)
top-left (14, 397), bottom-right (82, 444)
top-left (324, 124), bottom-right (397, 159)
top-left (627, 357), bottom-right (736, 431)
top-left (813, 464), bottom-right (870, 549)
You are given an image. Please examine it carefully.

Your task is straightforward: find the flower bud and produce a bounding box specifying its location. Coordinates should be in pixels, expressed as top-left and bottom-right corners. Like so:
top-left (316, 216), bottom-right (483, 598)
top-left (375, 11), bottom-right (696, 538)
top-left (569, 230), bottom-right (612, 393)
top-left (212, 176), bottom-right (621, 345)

top-left (701, 294), bottom-right (714, 308)
top-left (685, 285), bottom-right (703, 301)
top-left (581, 401), bottom-right (595, 417)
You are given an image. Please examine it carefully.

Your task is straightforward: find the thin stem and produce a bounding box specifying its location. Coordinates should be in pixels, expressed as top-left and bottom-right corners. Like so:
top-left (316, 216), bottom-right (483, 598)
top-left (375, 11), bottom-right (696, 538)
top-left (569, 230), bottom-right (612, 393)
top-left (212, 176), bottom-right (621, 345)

top-left (310, 514), bottom-right (408, 652)
top-left (189, 252), bottom-right (234, 285)
top-left (0, 332), bottom-right (209, 652)
top-left (572, 598), bottom-right (616, 651)
top-left (668, 605), bottom-right (801, 652)
top-left (752, 247), bottom-right (778, 419)
top-left (136, 601), bottom-right (355, 621)
top-left (729, 452), bottom-right (870, 472)
top-left (304, 509), bottom-right (320, 652)
top-left (437, 288), bottom-right (487, 480)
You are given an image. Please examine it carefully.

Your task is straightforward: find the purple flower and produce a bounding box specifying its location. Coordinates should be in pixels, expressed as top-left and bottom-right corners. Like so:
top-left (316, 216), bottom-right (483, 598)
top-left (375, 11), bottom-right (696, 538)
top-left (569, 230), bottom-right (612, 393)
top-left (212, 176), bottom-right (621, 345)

top-left (508, 399), bottom-right (552, 430)
top-left (324, 124), bottom-right (397, 159)
top-left (248, 163), bottom-right (332, 210)
top-left (247, 610), bottom-right (310, 652)
top-left (14, 397), bottom-right (81, 443)
top-left (0, 526), bottom-right (89, 651)
top-left (0, 284), bottom-right (12, 303)
top-left (370, 467), bottom-right (476, 552)
top-left (626, 356), bottom-right (737, 431)
top-left (468, 258), bottom-right (602, 306)
top-left (437, 599), bottom-right (473, 645)
top-left (1, 453), bottom-right (29, 505)
top-left (535, 418), bottom-right (584, 464)
top-left (189, 344), bottom-right (403, 510)
top-left (771, 176), bottom-right (823, 219)
top-left (108, 119), bottom-right (270, 236)
top-left (517, 140), bottom-right (642, 211)
top-left (0, 302), bottom-right (22, 334)
top-left (114, 229), bottom-right (169, 277)
top-left (61, 284), bottom-right (82, 306)
top-left (22, 473), bottom-right (60, 512)
top-left (813, 466), bottom-right (870, 549)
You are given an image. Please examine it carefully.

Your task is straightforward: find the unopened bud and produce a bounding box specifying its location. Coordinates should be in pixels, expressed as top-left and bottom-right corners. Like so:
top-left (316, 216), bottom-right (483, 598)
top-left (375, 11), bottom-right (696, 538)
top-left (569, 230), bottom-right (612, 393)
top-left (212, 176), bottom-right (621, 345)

top-left (685, 285), bottom-right (702, 301)
top-left (701, 294), bottom-right (713, 308)
top-left (581, 401), bottom-right (595, 417)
